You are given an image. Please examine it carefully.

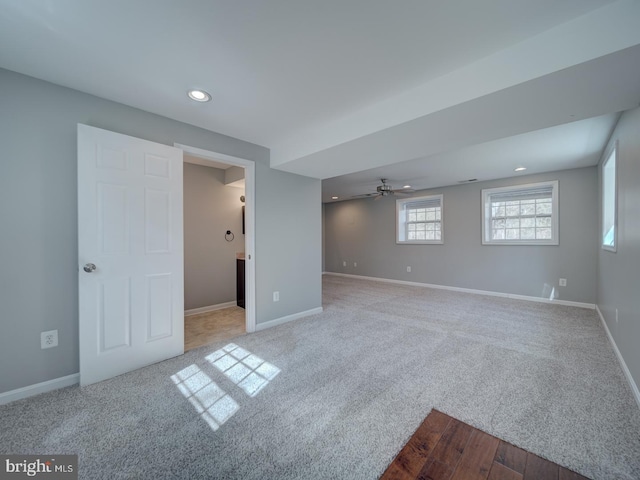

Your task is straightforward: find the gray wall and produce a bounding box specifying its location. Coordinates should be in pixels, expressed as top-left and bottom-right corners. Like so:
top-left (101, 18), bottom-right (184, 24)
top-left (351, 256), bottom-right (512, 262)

top-left (597, 106), bottom-right (640, 391)
top-left (184, 163), bottom-right (244, 310)
top-left (324, 167), bottom-right (598, 304)
top-left (256, 163), bottom-right (322, 321)
top-left (0, 68), bottom-right (322, 394)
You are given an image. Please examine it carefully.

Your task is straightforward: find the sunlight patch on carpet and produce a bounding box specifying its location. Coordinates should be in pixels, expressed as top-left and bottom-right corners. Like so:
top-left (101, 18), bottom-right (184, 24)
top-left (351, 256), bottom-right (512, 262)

top-left (170, 344), bottom-right (280, 431)
top-left (171, 364), bottom-right (239, 431)
top-left (206, 343), bottom-right (281, 397)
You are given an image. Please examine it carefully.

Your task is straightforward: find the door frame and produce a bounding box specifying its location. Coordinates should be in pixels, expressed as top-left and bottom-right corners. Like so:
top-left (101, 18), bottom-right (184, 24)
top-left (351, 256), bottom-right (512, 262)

top-left (175, 143), bottom-right (256, 333)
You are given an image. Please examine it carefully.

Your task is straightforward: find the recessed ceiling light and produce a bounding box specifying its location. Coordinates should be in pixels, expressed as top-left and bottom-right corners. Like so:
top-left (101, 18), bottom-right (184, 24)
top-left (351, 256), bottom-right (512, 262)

top-left (403, 185), bottom-right (411, 189)
top-left (331, 196), bottom-right (339, 200)
top-left (187, 89), bottom-right (211, 102)
top-left (514, 167), bottom-right (527, 172)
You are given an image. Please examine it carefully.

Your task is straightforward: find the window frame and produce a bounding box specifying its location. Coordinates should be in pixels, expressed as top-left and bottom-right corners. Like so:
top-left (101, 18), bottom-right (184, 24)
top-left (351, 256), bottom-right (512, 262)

top-left (601, 143), bottom-right (617, 252)
top-left (481, 180), bottom-right (559, 246)
top-left (396, 194), bottom-right (443, 245)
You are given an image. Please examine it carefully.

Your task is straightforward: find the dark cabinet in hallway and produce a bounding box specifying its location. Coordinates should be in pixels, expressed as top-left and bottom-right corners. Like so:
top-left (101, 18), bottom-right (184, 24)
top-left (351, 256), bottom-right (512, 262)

top-left (236, 258), bottom-right (245, 309)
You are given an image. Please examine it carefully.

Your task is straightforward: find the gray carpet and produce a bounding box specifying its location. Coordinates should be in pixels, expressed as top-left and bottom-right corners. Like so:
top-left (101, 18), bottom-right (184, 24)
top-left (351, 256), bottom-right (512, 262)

top-left (1, 275), bottom-right (639, 479)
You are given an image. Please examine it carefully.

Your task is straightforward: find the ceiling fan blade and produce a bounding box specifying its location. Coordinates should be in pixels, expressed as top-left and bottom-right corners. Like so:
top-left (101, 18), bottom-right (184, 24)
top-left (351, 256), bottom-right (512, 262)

top-left (394, 191), bottom-right (411, 197)
top-left (373, 194), bottom-right (384, 200)
top-left (351, 193), bottom-right (376, 198)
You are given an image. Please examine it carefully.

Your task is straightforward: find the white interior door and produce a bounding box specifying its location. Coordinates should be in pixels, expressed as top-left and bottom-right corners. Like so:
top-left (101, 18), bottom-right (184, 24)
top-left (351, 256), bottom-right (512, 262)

top-left (78, 124), bottom-right (184, 386)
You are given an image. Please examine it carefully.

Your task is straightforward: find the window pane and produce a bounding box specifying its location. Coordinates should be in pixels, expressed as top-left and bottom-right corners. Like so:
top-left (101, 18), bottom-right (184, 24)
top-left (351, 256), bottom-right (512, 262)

top-left (506, 229), bottom-right (520, 239)
top-left (536, 217), bottom-right (551, 227)
top-left (521, 218), bottom-right (535, 228)
top-left (537, 228), bottom-right (552, 239)
top-left (492, 219), bottom-right (505, 229)
top-left (506, 203), bottom-right (519, 216)
top-left (520, 202), bottom-right (536, 216)
top-left (521, 228), bottom-right (535, 239)
top-left (506, 218), bottom-right (519, 229)
top-left (602, 149), bottom-right (616, 248)
top-left (492, 229), bottom-right (505, 240)
top-left (604, 225), bottom-right (615, 246)
top-left (536, 200), bottom-right (552, 215)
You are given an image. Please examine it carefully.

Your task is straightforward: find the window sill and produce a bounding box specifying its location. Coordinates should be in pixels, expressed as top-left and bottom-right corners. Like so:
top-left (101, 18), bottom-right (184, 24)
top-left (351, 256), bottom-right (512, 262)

top-left (397, 240), bottom-right (443, 245)
top-left (482, 240), bottom-right (559, 246)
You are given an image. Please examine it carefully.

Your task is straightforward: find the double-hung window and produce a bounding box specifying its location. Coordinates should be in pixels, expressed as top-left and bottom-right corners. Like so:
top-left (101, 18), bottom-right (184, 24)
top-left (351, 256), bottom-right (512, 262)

top-left (482, 181), bottom-right (558, 245)
top-left (601, 146), bottom-right (617, 251)
top-left (396, 194), bottom-right (443, 244)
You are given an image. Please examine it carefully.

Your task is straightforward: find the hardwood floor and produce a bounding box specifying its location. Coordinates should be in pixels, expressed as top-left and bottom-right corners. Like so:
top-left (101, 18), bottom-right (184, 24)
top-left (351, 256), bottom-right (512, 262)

top-left (184, 306), bottom-right (245, 351)
top-left (381, 410), bottom-right (590, 480)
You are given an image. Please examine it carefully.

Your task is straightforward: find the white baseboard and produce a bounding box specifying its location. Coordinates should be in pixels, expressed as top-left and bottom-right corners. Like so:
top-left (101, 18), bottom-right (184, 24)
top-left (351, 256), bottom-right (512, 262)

top-left (255, 307), bottom-right (324, 332)
top-left (595, 305), bottom-right (640, 410)
top-left (185, 301), bottom-right (237, 317)
top-left (324, 272), bottom-right (595, 309)
top-left (0, 373), bottom-right (79, 406)
top-left (0, 305), bottom-right (317, 405)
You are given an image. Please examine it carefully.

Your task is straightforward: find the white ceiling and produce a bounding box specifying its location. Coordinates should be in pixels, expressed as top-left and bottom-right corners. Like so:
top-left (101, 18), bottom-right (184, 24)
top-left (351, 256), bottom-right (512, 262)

top-left (1, 0), bottom-right (639, 202)
top-left (323, 113), bottom-right (620, 199)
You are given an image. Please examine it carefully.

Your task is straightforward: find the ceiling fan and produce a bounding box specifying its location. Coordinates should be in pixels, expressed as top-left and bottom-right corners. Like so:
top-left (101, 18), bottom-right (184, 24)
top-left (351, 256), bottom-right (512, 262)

top-left (352, 179), bottom-right (415, 200)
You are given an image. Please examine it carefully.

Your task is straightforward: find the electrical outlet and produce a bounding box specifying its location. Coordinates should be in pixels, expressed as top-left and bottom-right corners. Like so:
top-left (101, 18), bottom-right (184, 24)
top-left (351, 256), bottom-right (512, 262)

top-left (407, 266), bottom-right (411, 272)
top-left (41, 330), bottom-right (58, 349)
top-left (273, 291), bottom-right (279, 302)
top-left (353, 262), bottom-right (357, 267)
top-left (342, 261), bottom-right (347, 267)
top-left (559, 278), bottom-right (567, 287)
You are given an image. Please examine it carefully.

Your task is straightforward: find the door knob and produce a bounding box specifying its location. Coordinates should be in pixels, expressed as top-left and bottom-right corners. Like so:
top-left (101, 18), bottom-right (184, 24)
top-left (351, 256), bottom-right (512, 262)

top-left (83, 263), bottom-right (97, 273)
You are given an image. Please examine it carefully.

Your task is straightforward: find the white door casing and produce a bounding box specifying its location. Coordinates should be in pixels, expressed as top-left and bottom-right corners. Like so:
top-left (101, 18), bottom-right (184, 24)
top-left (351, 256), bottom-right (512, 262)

top-left (175, 143), bottom-right (256, 333)
top-left (78, 124), bottom-right (184, 386)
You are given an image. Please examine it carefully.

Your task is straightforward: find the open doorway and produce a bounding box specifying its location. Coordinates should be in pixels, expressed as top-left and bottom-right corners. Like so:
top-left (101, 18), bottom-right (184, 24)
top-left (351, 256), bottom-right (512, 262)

top-left (176, 144), bottom-right (256, 351)
top-left (183, 155), bottom-right (245, 350)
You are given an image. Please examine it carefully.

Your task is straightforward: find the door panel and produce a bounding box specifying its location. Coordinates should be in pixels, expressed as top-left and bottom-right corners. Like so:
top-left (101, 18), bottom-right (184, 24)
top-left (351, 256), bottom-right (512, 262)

top-left (146, 273), bottom-right (173, 340)
top-left (144, 189), bottom-right (171, 253)
top-left (98, 183), bottom-right (129, 254)
top-left (78, 124), bottom-right (184, 386)
top-left (99, 277), bottom-right (132, 352)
